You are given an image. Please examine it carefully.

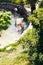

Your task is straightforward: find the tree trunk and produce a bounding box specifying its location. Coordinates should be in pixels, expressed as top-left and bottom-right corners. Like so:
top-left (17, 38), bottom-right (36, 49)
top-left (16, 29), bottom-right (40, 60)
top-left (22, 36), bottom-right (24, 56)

top-left (31, 4), bottom-right (36, 14)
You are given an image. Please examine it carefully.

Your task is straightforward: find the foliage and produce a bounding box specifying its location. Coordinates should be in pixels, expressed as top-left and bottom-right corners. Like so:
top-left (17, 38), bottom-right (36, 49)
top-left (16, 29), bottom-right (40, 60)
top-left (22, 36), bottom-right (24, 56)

top-left (22, 0), bottom-right (28, 5)
top-left (0, 11), bottom-right (11, 31)
top-left (28, 8), bottom-right (43, 65)
top-left (39, 0), bottom-right (43, 8)
top-left (11, 0), bottom-right (22, 4)
top-left (28, 8), bottom-right (43, 27)
top-left (27, 0), bottom-right (38, 13)
top-left (27, 0), bottom-right (38, 4)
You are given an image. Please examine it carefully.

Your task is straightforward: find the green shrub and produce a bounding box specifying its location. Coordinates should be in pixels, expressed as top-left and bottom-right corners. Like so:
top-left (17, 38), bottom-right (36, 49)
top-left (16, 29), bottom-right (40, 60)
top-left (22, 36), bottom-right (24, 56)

top-left (39, 0), bottom-right (43, 8)
top-left (28, 8), bottom-right (43, 65)
top-left (11, 0), bottom-right (22, 4)
top-left (0, 11), bottom-right (11, 36)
